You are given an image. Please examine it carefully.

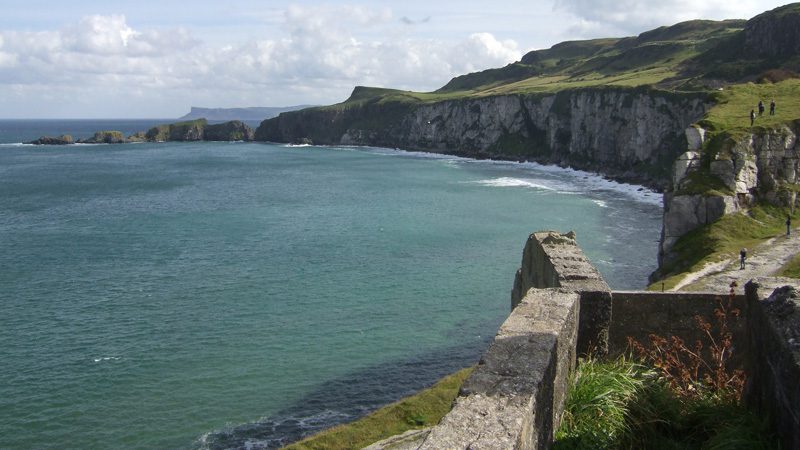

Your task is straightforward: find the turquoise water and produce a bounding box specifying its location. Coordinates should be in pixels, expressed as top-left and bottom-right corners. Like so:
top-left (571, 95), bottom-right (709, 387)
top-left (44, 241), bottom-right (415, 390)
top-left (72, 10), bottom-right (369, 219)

top-left (0, 121), bottom-right (662, 449)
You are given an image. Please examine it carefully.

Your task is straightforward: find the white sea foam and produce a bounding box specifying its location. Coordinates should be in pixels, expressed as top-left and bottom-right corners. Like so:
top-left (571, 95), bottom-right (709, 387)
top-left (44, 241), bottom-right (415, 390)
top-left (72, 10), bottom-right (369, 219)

top-left (284, 143), bottom-right (312, 148)
top-left (470, 177), bottom-right (555, 190)
top-left (92, 356), bottom-right (121, 363)
top-left (592, 199), bottom-right (608, 208)
top-left (285, 144), bottom-right (659, 206)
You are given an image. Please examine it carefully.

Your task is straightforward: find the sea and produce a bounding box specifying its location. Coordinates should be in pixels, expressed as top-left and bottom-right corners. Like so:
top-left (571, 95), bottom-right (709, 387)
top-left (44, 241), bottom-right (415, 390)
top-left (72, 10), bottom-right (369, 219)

top-left (0, 119), bottom-right (663, 449)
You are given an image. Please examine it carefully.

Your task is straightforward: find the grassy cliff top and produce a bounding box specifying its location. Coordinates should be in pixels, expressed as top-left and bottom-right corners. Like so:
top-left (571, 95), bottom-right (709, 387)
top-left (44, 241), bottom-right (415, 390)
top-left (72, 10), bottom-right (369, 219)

top-left (321, 3), bottom-right (800, 111)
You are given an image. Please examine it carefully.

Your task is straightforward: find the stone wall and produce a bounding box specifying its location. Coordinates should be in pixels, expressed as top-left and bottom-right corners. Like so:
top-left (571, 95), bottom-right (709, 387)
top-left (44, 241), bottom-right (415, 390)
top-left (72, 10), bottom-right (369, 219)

top-left (368, 232), bottom-right (799, 449)
top-left (419, 288), bottom-right (580, 449)
top-left (609, 291), bottom-right (748, 367)
top-left (744, 281), bottom-right (800, 450)
top-left (512, 231), bottom-right (612, 356)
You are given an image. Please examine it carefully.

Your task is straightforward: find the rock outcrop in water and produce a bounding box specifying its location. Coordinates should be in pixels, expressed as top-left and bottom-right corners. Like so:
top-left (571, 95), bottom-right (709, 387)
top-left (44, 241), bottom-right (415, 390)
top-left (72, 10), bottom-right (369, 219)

top-left (203, 120), bottom-right (255, 141)
top-left (145, 119), bottom-right (254, 142)
top-left (78, 131), bottom-right (127, 144)
top-left (28, 135), bottom-right (75, 145)
top-left (28, 119), bottom-right (256, 145)
top-left (146, 119), bottom-right (207, 142)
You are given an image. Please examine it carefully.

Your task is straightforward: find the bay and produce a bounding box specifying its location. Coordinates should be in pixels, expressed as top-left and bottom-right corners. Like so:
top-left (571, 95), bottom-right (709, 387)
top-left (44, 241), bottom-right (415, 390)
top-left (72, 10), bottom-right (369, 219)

top-left (0, 121), bottom-right (662, 449)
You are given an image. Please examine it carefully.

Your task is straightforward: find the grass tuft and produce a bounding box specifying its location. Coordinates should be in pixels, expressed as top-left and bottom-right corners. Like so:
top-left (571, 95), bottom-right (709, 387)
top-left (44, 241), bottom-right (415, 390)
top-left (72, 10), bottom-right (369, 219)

top-left (554, 358), bottom-right (779, 449)
top-left (282, 367), bottom-right (473, 450)
top-left (778, 253), bottom-right (800, 278)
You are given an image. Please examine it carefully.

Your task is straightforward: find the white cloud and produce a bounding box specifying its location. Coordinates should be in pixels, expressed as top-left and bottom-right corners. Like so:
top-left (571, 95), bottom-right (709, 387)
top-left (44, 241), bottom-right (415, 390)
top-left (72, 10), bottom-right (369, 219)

top-left (451, 33), bottom-right (522, 74)
top-left (62, 15), bottom-right (139, 54)
top-left (553, 0), bottom-right (787, 37)
top-left (0, 7), bottom-right (523, 117)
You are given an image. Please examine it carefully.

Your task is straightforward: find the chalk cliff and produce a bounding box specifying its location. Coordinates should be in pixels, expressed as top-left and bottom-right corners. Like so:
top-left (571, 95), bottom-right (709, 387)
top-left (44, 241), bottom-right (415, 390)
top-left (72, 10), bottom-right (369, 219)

top-left (257, 88), bottom-right (710, 189)
top-left (658, 122), bottom-right (800, 272)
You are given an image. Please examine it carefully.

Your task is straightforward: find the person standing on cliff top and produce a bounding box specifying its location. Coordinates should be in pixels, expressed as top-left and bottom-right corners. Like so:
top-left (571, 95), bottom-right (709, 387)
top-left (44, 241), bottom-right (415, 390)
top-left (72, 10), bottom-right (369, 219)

top-left (750, 109), bottom-right (756, 126)
top-left (770, 99), bottom-right (776, 115)
top-left (740, 248), bottom-right (747, 269)
top-left (758, 100), bottom-right (765, 116)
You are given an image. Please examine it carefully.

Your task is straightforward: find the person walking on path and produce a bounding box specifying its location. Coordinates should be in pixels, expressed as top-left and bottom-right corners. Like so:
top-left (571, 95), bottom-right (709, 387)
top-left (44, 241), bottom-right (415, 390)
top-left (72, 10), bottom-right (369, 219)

top-left (740, 248), bottom-right (747, 269)
top-left (787, 215), bottom-right (792, 236)
top-left (758, 100), bottom-right (765, 116)
top-left (750, 109), bottom-right (756, 126)
top-left (770, 99), bottom-right (776, 116)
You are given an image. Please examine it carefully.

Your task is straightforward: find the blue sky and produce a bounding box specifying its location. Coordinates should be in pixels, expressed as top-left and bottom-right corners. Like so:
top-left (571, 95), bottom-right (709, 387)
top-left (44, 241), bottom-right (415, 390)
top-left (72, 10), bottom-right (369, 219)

top-left (0, 0), bottom-right (789, 118)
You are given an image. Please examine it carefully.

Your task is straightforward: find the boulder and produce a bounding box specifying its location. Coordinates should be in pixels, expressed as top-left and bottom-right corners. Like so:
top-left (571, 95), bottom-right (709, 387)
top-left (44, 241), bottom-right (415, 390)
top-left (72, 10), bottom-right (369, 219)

top-left (685, 126), bottom-right (705, 151)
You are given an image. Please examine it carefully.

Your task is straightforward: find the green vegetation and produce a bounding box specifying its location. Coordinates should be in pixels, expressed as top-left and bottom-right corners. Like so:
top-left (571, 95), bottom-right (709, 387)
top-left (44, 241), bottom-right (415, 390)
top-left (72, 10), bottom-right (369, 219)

top-left (322, 16), bottom-right (789, 109)
top-left (701, 79), bottom-right (800, 132)
top-left (778, 253), bottom-right (800, 278)
top-left (145, 118), bottom-right (207, 141)
top-left (283, 367), bottom-right (473, 450)
top-left (653, 205), bottom-right (800, 290)
top-left (554, 358), bottom-right (777, 449)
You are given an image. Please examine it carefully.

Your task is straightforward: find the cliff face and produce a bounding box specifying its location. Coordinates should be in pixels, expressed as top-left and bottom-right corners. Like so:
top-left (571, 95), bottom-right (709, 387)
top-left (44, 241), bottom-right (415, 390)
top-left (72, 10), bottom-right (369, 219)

top-left (146, 119), bottom-right (255, 142)
top-left (658, 123), bottom-right (800, 271)
top-left (204, 120), bottom-right (255, 141)
top-left (744, 4), bottom-right (800, 58)
top-left (257, 88), bottom-right (710, 188)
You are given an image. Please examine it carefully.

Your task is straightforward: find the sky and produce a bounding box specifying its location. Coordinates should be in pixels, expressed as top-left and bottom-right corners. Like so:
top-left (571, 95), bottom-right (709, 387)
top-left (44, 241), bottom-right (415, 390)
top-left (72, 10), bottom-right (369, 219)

top-left (0, 0), bottom-right (790, 118)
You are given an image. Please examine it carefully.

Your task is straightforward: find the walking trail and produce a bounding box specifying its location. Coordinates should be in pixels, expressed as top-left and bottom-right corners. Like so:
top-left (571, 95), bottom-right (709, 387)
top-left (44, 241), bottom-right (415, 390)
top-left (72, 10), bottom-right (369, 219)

top-left (670, 225), bottom-right (800, 295)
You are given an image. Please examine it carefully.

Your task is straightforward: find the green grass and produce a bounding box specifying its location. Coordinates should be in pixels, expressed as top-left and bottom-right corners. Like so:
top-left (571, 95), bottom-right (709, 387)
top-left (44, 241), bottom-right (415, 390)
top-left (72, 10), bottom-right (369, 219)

top-left (555, 358), bottom-right (655, 448)
top-left (652, 204), bottom-right (800, 290)
top-left (778, 253), bottom-right (800, 278)
top-left (554, 358), bottom-right (778, 450)
top-left (323, 20), bottom-right (743, 109)
top-left (700, 79), bottom-right (800, 132)
top-left (282, 367), bottom-right (473, 450)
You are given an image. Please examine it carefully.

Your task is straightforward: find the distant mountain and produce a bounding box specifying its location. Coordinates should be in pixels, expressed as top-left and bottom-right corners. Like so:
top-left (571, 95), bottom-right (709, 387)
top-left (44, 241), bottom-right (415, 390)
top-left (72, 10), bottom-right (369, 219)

top-left (177, 106), bottom-right (315, 122)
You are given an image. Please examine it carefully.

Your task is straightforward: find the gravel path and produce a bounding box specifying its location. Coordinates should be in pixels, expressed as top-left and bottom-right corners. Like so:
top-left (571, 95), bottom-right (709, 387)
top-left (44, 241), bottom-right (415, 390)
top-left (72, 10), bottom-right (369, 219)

top-left (672, 226), bottom-right (799, 295)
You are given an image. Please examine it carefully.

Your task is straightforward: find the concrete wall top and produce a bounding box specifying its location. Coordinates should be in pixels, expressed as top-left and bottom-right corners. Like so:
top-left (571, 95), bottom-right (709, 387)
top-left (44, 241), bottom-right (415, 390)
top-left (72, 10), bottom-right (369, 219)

top-left (420, 288), bottom-right (580, 450)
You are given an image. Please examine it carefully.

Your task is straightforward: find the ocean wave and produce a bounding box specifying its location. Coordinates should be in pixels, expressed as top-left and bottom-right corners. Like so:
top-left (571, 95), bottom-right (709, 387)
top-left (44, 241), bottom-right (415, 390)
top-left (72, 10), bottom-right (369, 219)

top-left (284, 143), bottom-right (312, 148)
top-left (275, 144), bottom-right (663, 206)
top-left (468, 177), bottom-right (555, 190)
top-left (92, 356), bottom-right (121, 363)
top-left (592, 199), bottom-right (608, 208)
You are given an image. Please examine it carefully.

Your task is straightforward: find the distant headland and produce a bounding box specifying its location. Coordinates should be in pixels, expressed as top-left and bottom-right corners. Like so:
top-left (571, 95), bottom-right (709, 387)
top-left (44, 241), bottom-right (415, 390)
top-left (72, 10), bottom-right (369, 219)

top-left (177, 105), bottom-right (314, 122)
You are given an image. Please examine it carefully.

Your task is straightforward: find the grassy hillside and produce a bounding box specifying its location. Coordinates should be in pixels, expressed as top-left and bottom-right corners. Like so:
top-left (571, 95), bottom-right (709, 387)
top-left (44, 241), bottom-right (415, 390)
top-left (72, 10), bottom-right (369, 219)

top-left (317, 4), bottom-right (799, 112)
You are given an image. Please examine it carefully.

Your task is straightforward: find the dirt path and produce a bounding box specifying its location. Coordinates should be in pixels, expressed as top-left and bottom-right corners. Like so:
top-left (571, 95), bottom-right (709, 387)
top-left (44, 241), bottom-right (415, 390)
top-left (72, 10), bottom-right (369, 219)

top-left (671, 226), bottom-right (799, 294)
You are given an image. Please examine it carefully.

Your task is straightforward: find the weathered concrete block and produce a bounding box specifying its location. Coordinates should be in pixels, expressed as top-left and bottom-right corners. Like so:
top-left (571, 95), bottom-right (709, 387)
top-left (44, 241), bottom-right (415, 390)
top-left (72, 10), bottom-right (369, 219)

top-left (422, 288), bottom-right (580, 450)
